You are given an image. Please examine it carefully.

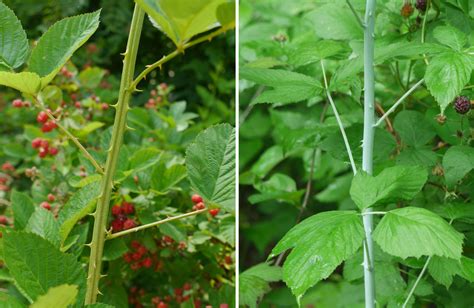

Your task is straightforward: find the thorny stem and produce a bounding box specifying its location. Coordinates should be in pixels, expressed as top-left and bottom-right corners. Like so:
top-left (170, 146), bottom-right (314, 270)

top-left (320, 60), bottom-right (357, 175)
top-left (421, 1), bottom-right (430, 66)
top-left (362, 0), bottom-right (377, 307)
top-left (239, 85), bottom-right (265, 125)
top-left (346, 0), bottom-right (366, 28)
top-left (106, 209), bottom-right (208, 240)
top-left (373, 79), bottom-right (425, 127)
top-left (129, 26), bottom-right (230, 91)
top-left (33, 96), bottom-right (104, 175)
top-left (84, 4), bottom-right (144, 304)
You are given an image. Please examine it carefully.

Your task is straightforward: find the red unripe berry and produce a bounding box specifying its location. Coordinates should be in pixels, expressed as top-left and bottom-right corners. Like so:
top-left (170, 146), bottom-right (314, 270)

top-left (123, 219), bottom-right (136, 230)
top-left (31, 138), bottom-right (42, 149)
top-left (2, 162), bottom-right (15, 172)
top-left (209, 208), bottom-right (220, 217)
top-left (0, 184), bottom-right (9, 191)
top-left (12, 99), bottom-right (23, 108)
top-left (40, 139), bottom-right (49, 149)
top-left (0, 216), bottom-right (8, 225)
top-left (163, 235), bottom-right (174, 244)
top-left (132, 252), bottom-right (142, 261)
top-left (194, 299), bottom-right (201, 308)
top-left (41, 202), bottom-right (51, 210)
top-left (111, 205), bottom-right (122, 216)
top-left (131, 240), bottom-right (141, 249)
top-left (142, 257), bottom-right (153, 268)
top-left (225, 255), bottom-right (232, 265)
top-left (47, 193), bottom-right (56, 202)
top-left (159, 83), bottom-right (168, 90)
top-left (157, 302), bottom-right (168, 308)
top-left (152, 297), bottom-right (161, 305)
top-left (70, 93), bottom-right (78, 101)
top-left (195, 202), bottom-right (205, 210)
top-left (36, 111), bottom-right (48, 123)
top-left (0, 177), bottom-right (7, 184)
top-left (130, 262), bottom-right (141, 271)
top-left (183, 283), bottom-right (192, 291)
top-left (220, 304), bottom-right (229, 308)
top-left (122, 202), bottom-right (135, 214)
top-left (41, 121), bottom-right (56, 133)
top-left (191, 194), bottom-right (203, 204)
top-left (49, 147), bottom-right (59, 156)
top-left (39, 148), bottom-right (48, 158)
top-left (74, 101), bottom-right (81, 108)
top-left (178, 241), bottom-right (187, 250)
top-left (137, 245), bottom-right (147, 256)
top-left (101, 103), bottom-right (109, 110)
top-left (164, 295), bottom-right (172, 302)
top-left (111, 219), bottom-right (123, 232)
top-left (400, 3), bottom-right (414, 17)
top-left (174, 288), bottom-right (183, 296)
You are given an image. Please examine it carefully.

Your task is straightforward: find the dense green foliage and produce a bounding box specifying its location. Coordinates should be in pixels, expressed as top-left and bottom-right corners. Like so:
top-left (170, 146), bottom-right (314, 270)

top-left (0, 1), bottom-right (235, 307)
top-left (239, 0), bottom-right (473, 307)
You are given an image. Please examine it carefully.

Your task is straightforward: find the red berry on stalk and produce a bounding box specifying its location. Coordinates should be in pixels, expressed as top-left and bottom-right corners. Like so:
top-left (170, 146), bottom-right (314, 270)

top-left (137, 245), bottom-right (147, 256)
top-left (191, 194), bottom-right (203, 204)
top-left (131, 240), bottom-right (141, 249)
top-left (31, 138), bottom-right (42, 149)
top-left (225, 255), bottom-right (232, 265)
top-left (142, 257), bottom-right (153, 268)
top-left (157, 302), bottom-right (168, 308)
top-left (1, 162), bottom-right (15, 172)
top-left (111, 205), bottom-right (122, 216)
top-left (74, 101), bottom-right (81, 108)
top-left (195, 202), bottom-right (205, 210)
top-left (130, 262), bottom-right (141, 271)
top-left (40, 139), bottom-right (49, 149)
top-left (220, 304), bottom-right (229, 308)
top-left (47, 193), bottom-right (56, 202)
top-left (400, 3), bottom-right (413, 18)
top-left (41, 202), bottom-right (51, 210)
top-left (41, 120), bottom-right (56, 133)
top-left (123, 252), bottom-right (133, 263)
top-left (49, 147), bottom-right (59, 156)
top-left (454, 96), bottom-right (471, 114)
top-left (122, 202), bottom-right (135, 214)
top-left (123, 219), bottom-right (136, 230)
top-left (39, 148), bottom-right (48, 158)
top-left (209, 208), bottom-right (220, 217)
top-left (183, 283), bottom-right (192, 291)
top-left (101, 103), bottom-right (109, 110)
top-left (163, 235), bottom-right (174, 244)
top-left (111, 219), bottom-right (124, 232)
top-left (174, 288), bottom-right (183, 296)
top-left (36, 111), bottom-right (48, 123)
top-left (12, 99), bottom-right (23, 108)
top-left (0, 216), bottom-right (8, 225)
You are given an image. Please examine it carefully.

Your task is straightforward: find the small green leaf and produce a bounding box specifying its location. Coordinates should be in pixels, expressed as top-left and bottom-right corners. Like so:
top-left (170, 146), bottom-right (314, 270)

top-left (350, 165), bottom-right (428, 210)
top-left (250, 145), bottom-right (284, 178)
top-left (271, 211), bottom-right (364, 298)
top-left (0, 71), bottom-right (41, 94)
top-left (428, 256), bottom-right (460, 288)
top-left (289, 40), bottom-right (350, 67)
top-left (306, 4), bottom-right (363, 40)
top-left (239, 263), bottom-right (281, 308)
top-left (25, 207), bottom-right (61, 247)
top-left (0, 2), bottom-right (29, 69)
top-left (78, 67), bottom-right (105, 89)
top-left (128, 147), bottom-right (161, 172)
top-left (30, 284), bottom-right (78, 308)
top-left (373, 207), bottom-right (464, 260)
top-left (433, 25), bottom-right (467, 51)
top-left (28, 10), bottom-right (101, 87)
top-left (424, 51), bottom-right (472, 113)
top-left (442, 145), bottom-right (474, 187)
top-left (393, 111), bottom-right (436, 147)
top-left (253, 84), bottom-right (321, 105)
top-left (58, 181), bottom-right (101, 244)
top-left (150, 162), bottom-right (186, 193)
top-left (186, 124), bottom-right (235, 210)
top-left (11, 190), bottom-right (35, 230)
top-left (136, 0), bottom-right (229, 46)
top-left (240, 67), bottom-right (318, 87)
top-left (3, 232), bottom-right (86, 303)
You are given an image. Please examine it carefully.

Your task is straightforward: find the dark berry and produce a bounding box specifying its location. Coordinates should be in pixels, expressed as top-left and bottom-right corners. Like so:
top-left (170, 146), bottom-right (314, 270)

top-left (400, 3), bottom-right (413, 18)
top-left (12, 99), bottom-right (23, 108)
top-left (225, 255), bottom-right (232, 265)
top-left (209, 208), bottom-right (220, 217)
top-left (415, 0), bottom-right (427, 12)
top-left (191, 194), bottom-right (203, 204)
top-left (454, 96), bottom-right (471, 114)
top-left (36, 111), bottom-right (48, 123)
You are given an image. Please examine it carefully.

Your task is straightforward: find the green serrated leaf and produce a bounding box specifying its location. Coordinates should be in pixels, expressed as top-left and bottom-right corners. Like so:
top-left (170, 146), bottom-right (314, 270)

top-left (433, 25), bottom-right (467, 51)
top-left (373, 207), bottom-right (464, 260)
top-left (289, 40), bottom-right (350, 67)
top-left (25, 207), bottom-right (61, 247)
top-left (428, 256), bottom-right (460, 288)
top-left (239, 263), bottom-right (281, 308)
top-left (28, 10), bottom-right (101, 87)
top-left (350, 165), bottom-right (428, 210)
top-left (11, 190), bottom-right (36, 230)
top-left (58, 181), bottom-right (101, 244)
top-left (0, 2), bottom-right (29, 69)
top-left (307, 4), bottom-right (363, 40)
top-left (137, 0), bottom-right (229, 46)
top-left (0, 71), bottom-right (41, 94)
top-left (393, 111), bottom-right (436, 147)
top-left (30, 284), bottom-right (78, 308)
top-left (150, 162), bottom-right (186, 193)
top-left (425, 51), bottom-right (472, 113)
top-left (3, 232), bottom-right (86, 303)
top-left (186, 124), bottom-right (235, 210)
top-left (271, 211), bottom-right (364, 298)
top-left (442, 145), bottom-right (474, 187)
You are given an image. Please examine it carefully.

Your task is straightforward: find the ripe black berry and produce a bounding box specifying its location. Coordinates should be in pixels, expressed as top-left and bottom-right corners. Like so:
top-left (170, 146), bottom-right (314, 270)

top-left (415, 0), bottom-right (427, 13)
top-left (454, 96), bottom-right (471, 114)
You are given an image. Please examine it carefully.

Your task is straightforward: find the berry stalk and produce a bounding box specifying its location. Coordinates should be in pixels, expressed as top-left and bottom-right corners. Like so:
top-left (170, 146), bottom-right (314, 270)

top-left (84, 4), bottom-right (145, 304)
top-left (362, 0), bottom-right (377, 307)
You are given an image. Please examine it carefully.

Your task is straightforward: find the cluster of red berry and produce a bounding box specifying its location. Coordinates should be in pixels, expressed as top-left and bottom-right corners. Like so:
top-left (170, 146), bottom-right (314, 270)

top-left (0, 163), bottom-right (15, 192)
top-left (123, 240), bottom-right (163, 271)
top-left (110, 201), bottom-right (137, 232)
top-left (145, 83), bottom-right (168, 109)
top-left (11, 98), bottom-right (31, 108)
top-left (60, 66), bottom-right (74, 79)
top-left (191, 194), bottom-right (220, 217)
top-left (39, 193), bottom-right (56, 211)
top-left (36, 111), bottom-right (58, 133)
top-left (31, 138), bottom-right (59, 158)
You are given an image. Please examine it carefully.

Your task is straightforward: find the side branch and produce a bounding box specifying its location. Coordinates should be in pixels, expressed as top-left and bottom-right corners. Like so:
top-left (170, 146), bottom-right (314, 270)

top-left (33, 96), bottom-right (104, 175)
top-left (320, 60), bottom-right (357, 175)
top-left (346, 0), bottom-right (366, 28)
top-left (130, 26), bottom-right (231, 91)
top-left (106, 208), bottom-right (208, 240)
